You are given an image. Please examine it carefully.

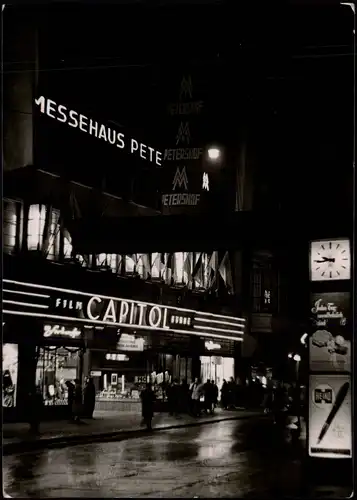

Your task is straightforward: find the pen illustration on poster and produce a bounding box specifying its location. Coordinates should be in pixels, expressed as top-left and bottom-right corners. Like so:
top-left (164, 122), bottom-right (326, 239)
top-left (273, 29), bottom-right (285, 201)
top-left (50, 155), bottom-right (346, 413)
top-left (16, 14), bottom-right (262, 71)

top-left (309, 292), bottom-right (351, 372)
top-left (309, 374), bottom-right (351, 459)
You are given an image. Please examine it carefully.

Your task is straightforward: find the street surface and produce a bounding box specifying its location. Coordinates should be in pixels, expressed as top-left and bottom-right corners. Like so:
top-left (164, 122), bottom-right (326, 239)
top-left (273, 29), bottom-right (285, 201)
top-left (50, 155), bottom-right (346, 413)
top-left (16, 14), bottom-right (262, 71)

top-left (3, 417), bottom-right (307, 498)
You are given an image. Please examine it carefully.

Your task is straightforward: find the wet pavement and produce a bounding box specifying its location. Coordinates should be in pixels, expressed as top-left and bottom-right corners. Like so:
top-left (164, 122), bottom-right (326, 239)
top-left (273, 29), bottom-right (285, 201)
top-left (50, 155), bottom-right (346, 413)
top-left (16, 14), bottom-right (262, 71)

top-left (3, 416), bottom-right (311, 498)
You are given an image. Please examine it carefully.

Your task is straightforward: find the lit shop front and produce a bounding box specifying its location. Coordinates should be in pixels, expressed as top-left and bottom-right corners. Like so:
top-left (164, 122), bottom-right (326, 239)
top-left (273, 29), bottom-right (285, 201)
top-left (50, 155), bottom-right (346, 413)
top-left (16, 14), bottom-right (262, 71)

top-left (2, 318), bottom-right (85, 421)
top-left (3, 279), bottom-right (245, 417)
top-left (200, 340), bottom-right (235, 396)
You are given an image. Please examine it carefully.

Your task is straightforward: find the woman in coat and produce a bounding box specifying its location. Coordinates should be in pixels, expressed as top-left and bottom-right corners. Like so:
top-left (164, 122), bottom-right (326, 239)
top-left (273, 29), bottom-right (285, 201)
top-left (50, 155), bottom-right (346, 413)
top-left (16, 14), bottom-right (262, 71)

top-left (140, 383), bottom-right (155, 430)
top-left (83, 377), bottom-right (96, 419)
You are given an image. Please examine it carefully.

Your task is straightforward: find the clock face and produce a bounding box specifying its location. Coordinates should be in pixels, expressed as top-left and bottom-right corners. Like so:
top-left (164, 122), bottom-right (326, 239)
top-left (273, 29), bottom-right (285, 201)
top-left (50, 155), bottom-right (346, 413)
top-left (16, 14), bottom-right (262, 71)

top-left (310, 239), bottom-right (351, 281)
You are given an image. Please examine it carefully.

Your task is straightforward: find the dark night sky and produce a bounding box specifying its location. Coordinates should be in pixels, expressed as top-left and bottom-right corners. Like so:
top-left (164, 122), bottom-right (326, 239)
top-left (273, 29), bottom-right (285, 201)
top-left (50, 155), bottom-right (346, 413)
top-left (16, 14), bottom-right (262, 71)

top-left (4, 3), bottom-right (354, 214)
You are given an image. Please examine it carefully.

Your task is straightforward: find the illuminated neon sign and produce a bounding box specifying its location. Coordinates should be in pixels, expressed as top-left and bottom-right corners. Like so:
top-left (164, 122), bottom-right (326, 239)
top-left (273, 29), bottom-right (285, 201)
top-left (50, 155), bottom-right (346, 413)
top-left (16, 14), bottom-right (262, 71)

top-left (3, 279), bottom-right (246, 342)
top-left (34, 96), bottom-right (162, 166)
top-left (43, 324), bottom-right (81, 339)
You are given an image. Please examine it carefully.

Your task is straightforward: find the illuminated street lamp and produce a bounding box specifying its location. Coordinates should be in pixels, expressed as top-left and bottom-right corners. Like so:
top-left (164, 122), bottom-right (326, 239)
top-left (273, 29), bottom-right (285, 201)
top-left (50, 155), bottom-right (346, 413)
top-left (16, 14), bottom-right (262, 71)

top-left (288, 353), bottom-right (293, 358)
top-left (207, 147), bottom-right (221, 160)
top-left (293, 354), bottom-right (301, 362)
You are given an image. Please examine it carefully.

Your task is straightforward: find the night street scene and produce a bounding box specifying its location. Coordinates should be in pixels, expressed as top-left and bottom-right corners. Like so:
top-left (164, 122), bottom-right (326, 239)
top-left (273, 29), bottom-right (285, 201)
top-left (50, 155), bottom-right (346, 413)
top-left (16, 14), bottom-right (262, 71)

top-left (2, 1), bottom-right (355, 498)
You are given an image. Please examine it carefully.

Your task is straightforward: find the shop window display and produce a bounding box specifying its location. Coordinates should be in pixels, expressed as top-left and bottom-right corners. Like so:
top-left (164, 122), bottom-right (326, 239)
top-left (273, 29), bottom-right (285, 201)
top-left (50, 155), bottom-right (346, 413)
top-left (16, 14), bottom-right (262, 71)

top-left (96, 370), bottom-right (172, 402)
top-left (35, 346), bottom-right (80, 406)
top-left (2, 343), bottom-right (19, 407)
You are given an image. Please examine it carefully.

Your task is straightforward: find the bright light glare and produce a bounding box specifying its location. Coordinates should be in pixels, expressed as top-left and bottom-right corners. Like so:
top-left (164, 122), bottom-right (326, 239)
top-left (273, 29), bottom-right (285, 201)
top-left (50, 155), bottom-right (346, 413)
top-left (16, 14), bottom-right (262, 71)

top-left (293, 354), bottom-right (301, 362)
top-left (208, 148), bottom-right (220, 160)
top-left (288, 353), bottom-right (293, 358)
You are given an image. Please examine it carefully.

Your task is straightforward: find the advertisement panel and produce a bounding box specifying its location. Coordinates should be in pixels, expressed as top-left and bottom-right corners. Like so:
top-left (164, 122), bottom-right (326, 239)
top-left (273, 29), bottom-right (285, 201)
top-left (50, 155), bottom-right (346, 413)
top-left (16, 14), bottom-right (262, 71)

top-left (309, 292), bottom-right (351, 372)
top-left (2, 343), bottom-right (19, 408)
top-left (309, 373), bottom-right (352, 459)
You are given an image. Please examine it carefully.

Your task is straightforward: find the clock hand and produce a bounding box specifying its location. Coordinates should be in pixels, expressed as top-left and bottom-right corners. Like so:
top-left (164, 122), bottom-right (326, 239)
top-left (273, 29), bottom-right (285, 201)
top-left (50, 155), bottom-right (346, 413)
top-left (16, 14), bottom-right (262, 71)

top-left (314, 258), bottom-right (335, 263)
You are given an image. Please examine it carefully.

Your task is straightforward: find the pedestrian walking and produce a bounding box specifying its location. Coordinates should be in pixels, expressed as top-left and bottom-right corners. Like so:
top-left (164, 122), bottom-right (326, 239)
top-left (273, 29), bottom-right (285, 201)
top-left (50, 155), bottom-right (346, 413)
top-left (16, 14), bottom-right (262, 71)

top-left (203, 379), bottom-right (214, 414)
top-left (73, 378), bottom-right (83, 423)
top-left (221, 379), bottom-right (229, 409)
top-left (27, 386), bottom-right (43, 434)
top-left (180, 379), bottom-right (190, 414)
top-left (65, 380), bottom-right (75, 421)
top-left (227, 377), bottom-right (236, 409)
top-left (140, 383), bottom-right (155, 430)
top-left (212, 381), bottom-right (219, 412)
top-left (83, 376), bottom-right (96, 419)
top-left (167, 379), bottom-right (180, 416)
top-left (191, 378), bottom-right (203, 416)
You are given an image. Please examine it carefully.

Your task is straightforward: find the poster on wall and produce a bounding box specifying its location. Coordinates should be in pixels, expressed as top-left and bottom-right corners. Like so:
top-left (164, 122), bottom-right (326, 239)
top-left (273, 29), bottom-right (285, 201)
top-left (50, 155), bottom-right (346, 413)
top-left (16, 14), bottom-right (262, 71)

top-left (2, 343), bottom-right (19, 408)
top-left (309, 374), bottom-right (352, 459)
top-left (310, 292), bottom-right (350, 331)
top-left (309, 292), bottom-right (351, 372)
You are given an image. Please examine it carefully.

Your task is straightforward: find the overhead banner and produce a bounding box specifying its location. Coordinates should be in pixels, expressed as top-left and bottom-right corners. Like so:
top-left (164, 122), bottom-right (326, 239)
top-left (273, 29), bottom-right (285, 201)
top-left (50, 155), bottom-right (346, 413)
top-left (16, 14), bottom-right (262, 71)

top-left (309, 292), bottom-right (351, 372)
top-left (309, 373), bottom-right (352, 459)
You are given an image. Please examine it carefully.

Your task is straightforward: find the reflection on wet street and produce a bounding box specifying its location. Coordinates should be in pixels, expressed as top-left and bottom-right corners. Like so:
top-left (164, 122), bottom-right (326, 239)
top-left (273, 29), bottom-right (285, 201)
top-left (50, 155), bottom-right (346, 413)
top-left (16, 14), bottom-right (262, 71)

top-left (3, 418), bottom-right (304, 498)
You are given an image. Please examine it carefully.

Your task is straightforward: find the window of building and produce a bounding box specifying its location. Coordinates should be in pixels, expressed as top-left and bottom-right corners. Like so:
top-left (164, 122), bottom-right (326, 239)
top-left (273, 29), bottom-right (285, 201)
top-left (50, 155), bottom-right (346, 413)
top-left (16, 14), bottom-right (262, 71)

top-left (125, 254), bottom-right (136, 274)
top-left (76, 254), bottom-right (90, 268)
top-left (136, 254), bottom-right (145, 279)
top-left (96, 253), bottom-right (108, 268)
top-left (35, 346), bottom-right (81, 406)
top-left (46, 209), bottom-right (61, 261)
top-left (182, 252), bottom-right (192, 285)
top-left (193, 253), bottom-right (208, 290)
top-left (28, 204), bottom-right (46, 251)
top-left (251, 268), bottom-right (262, 313)
top-left (3, 199), bottom-right (18, 254)
top-left (151, 253), bottom-right (161, 278)
top-left (108, 254), bottom-right (120, 273)
top-left (63, 231), bottom-right (73, 259)
top-left (174, 252), bottom-right (185, 283)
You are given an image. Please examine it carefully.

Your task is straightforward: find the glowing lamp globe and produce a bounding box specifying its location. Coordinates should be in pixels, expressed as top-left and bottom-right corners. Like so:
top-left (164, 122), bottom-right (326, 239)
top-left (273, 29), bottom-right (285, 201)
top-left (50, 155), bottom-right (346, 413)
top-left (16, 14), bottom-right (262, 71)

top-left (208, 148), bottom-right (221, 160)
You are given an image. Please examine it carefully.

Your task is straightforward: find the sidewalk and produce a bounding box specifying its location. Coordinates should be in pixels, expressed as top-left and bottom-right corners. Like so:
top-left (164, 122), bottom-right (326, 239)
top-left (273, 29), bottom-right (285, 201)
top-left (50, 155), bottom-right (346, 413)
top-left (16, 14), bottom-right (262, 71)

top-left (3, 407), bottom-right (264, 455)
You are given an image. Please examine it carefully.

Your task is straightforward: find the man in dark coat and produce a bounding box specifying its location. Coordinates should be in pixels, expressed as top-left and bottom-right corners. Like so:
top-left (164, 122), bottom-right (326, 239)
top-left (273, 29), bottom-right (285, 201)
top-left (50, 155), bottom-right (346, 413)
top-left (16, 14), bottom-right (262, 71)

top-left (221, 379), bottom-right (229, 409)
top-left (180, 379), bottom-right (190, 414)
top-left (83, 377), bottom-right (96, 419)
top-left (73, 378), bottom-right (83, 423)
top-left (167, 379), bottom-right (180, 416)
top-left (65, 380), bottom-right (75, 421)
top-left (140, 383), bottom-right (155, 430)
top-left (212, 381), bottom-right (219, 412)
top-left (203, 380), bottom-right (214, 414)
top-left (227, 377), bottom-right (236, 409)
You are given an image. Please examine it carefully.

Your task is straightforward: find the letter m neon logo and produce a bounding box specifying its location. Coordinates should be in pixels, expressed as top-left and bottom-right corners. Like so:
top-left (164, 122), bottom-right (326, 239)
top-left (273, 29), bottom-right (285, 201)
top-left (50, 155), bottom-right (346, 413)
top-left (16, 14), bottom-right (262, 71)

top-left (172, 167), bottom-right (188, 191)
top-left (176, 122), bottom-right (190, 145)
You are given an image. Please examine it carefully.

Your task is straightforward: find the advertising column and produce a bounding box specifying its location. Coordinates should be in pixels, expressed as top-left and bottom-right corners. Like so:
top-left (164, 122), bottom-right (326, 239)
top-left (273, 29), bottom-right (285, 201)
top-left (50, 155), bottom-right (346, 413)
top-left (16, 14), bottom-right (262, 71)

top-left (307, 238), bottom-right (352, 487)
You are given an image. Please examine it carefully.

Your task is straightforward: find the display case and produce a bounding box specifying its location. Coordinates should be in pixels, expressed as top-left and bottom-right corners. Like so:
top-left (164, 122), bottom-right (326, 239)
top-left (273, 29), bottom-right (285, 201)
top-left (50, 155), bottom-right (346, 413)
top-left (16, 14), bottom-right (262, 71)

top-left (35, 346), bottom-right (81, 406)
